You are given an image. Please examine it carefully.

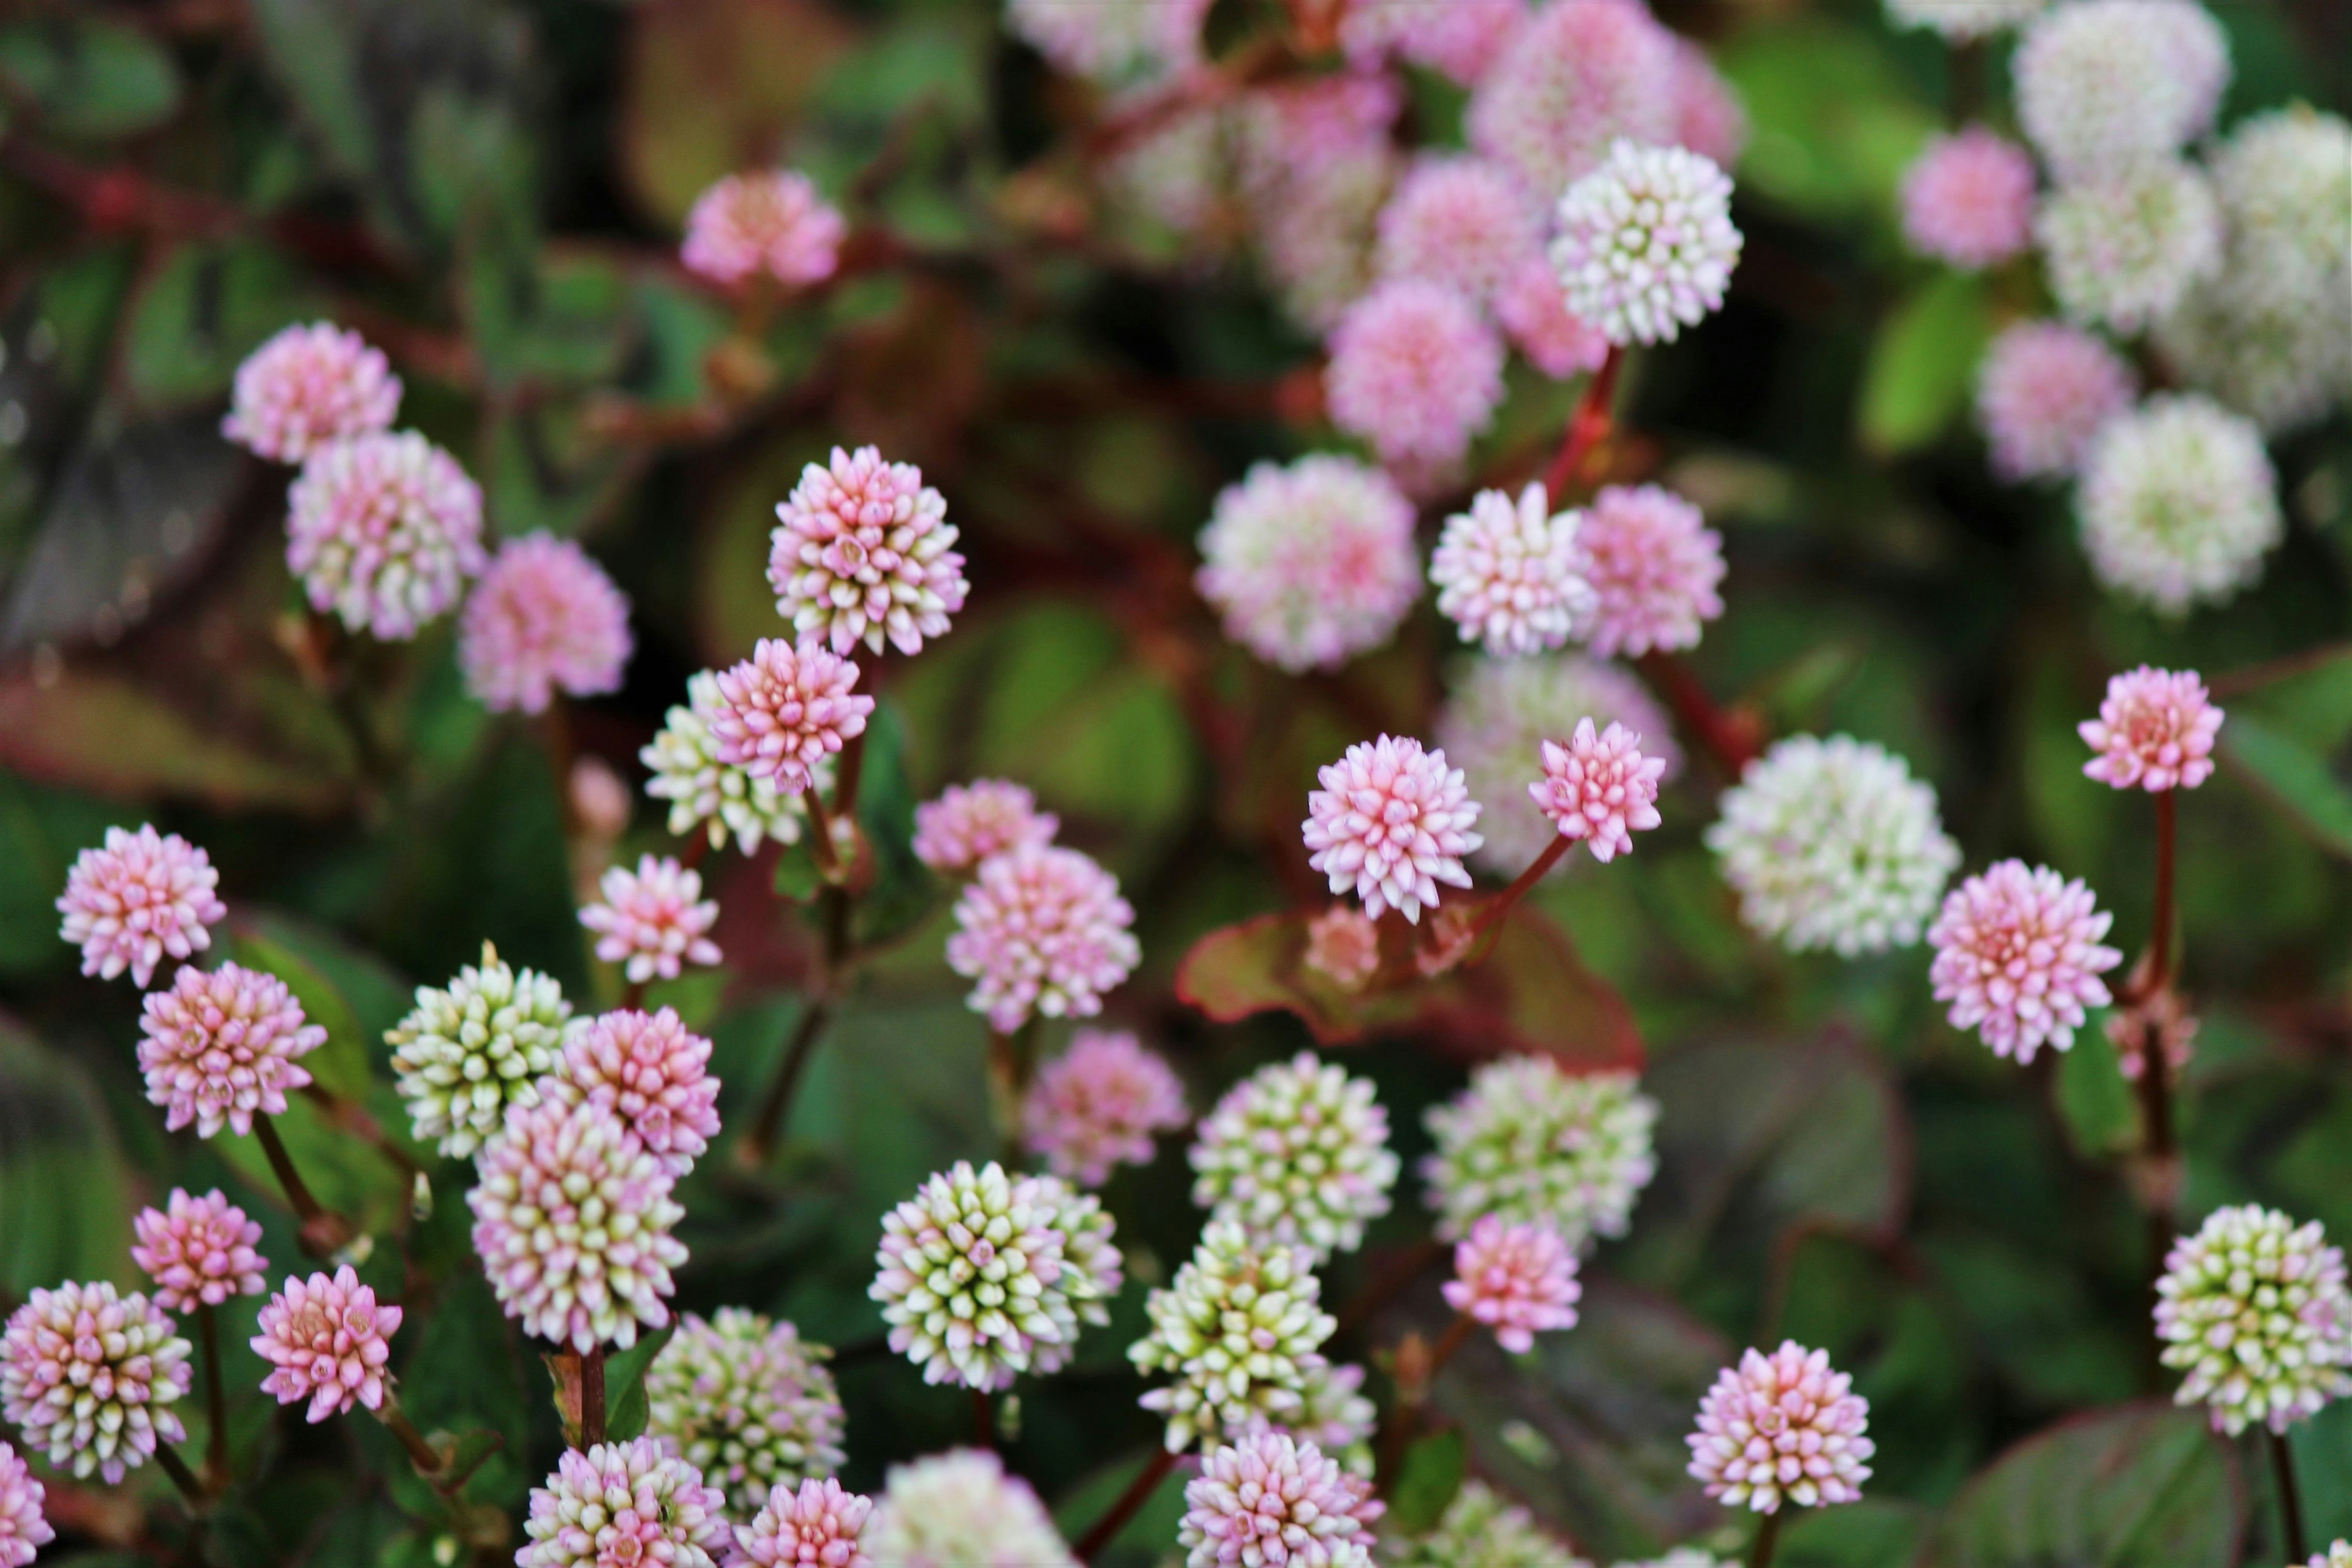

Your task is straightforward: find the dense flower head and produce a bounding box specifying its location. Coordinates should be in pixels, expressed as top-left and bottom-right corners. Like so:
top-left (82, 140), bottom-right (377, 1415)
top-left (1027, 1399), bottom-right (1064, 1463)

top-left (1705, 734), bottom-right (1960, 956)
top-left (1973, 320), bottom-right (2135, 481)
top-left (645, 1310), bottom-right (845, 1520)
top-left (1191, 1051), bottom-right (1400, 1263)
top-left (286, 430), bottom-right (486, 639)
top-left (519, 1438), bottom-right (729, 1568)
top-left (1, 1281), bottom-right (190, 1483)
top-left (1900, 129), bottom-right (2036, 270)
top-left (642, 671), bottom-right (816, 855)
top-left (56, 823), bottom-right (226, 987)
top-left (1007, 0), bottom-right (1208, 87)
top-left (1431, 484), bottom-right (1597, 657)
top-left (1495, 255), bottom-right (1613, 380)
top-left (1376, 157), bottom-right (1541, 309)
top-left (1325, 279), bottom-right (1507, 475)
top-left (553, 1008), bottom-right (721, 1177)
top-left (0, 1442), bottom-right (48, 1568)
top-left (1531, 718), bottom-right (1667, 864)
top-left (2209, 108), bottom-right (2352, 293)
top-left (1928, 861), bottom-right (2122, 1063)
top-left (1179, 1431), bottom-right (1383, 1568)
top-left (1022, 1028), bottom-right (1188, 1188)
top-left (1243, 1360), bottom-right (1378, 1476)
top-left (709, 638), bottom-right (874, 795)
top-left (1552, 140), bottom-right (1743, 347)
top-left (251, 1265), bottom-right (402, 1422)
top-left (389, 941), bottom-right (576, 1159)
top-left (1302, 903), bottom-right (1383, 992)
top-left (1885, 0), bottom-right (2045, 39)
top-left (912, 780), bottom-right (1060, 875)
top-left (2080, 667), bottom-right (2223, 792)
top-left (1236, 75), bottom-right (1399, 331)
top-left (1341, 0), bottom-right (1525, 85)
top-left (734, 1477), bottom-right (873, 1568)
top-left (2154, 1205), bottom-right (2352, 1434)
top-left (469, 1092), bottom-right (688, 1352)
top-left (1573, 482), bottom-right (1727, 658)
top-left (864, 1449), bottom-right (1078, 1568)
top-left (2013, 0), bottom-right (2228, 184)
top-left (137, 960), bottom-right (324, 1137)
top-left (2036, 161), bottom-right (2222, 334)
top-left (1422, 1058), bottom-right (1657, 1249)
top-left (1668, 37), bottom-right (1749, 169)
top-left (459, 533), bottom-right (633, 715)
top-left (1303, 735), bottom-right (1483, 925)
top-left (132, 1188), bottom-right (267, 1312)
top-left (1389, 1480), bottom-right (1588, 1568)
top-left (581, 856), bottom-right (723, 986)
top-left (222, 321), bottom-right (401, 463)
top-left (1467, 0), bottom-right (1678, 198)
top-left (946, 843), bottom-right (1140, 1031)
top-left (1444, 1215), bottom-right (1582, 1353)
top-left (1686, 1342), bottom-right (1875, 1514)
top-left (681, 170), bottom-right (845, 290)
top-left (2078, 394), bottom-right (2282, 614)
top-left (1196, 454), bottom-right (1421, 673)
top-left (769, 445), bottom-right (966, 657)
top-left (1133, 1220), bottom-right (1338, 1453)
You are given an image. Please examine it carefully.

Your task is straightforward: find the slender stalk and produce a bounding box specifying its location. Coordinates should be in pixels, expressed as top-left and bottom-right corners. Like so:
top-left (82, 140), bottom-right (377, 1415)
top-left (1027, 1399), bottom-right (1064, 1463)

top-left (803, 786), bottom-right (842, 880)
top-left (2138, 790), bottom-right (2183, 1290)
top-left (1747, 1507), bottom-right (1786, 1568)
top-left (198, 1303), bottom-right (228, 1488)
top-left (985, 1027), bottom-right (1035, 1164)
top-left (1455, 837), bottom-right (1572, 960)
top-left (1425, 1312), bottom-right (1477, 1379)
top-left (254, 1114), bottom-right (347, 1257)
top-left (834, 728), bottom-right (869, 825)
top-left (581, 1346), bottom-right (607, 1448)
top-left (154, 1442), bottom-right (205, 1507)
top-left (971, 1387), bottom-right (995, 1450)
top-left (2267, 1428), bottom-right (2308, 1564)
top-left (1637, 650), bottom-right (1760, 781)
top-left (1076, 1446), bottom-right (1179, 1561)
top-left (2149, 790), bottom-right (2177, 992)
top-left (737, 996), bottom-right (834, 1169)
top-left (1541, 345), bottom-right (1624, 500)
top-left (379, 1404), bottom-right (447, 1477)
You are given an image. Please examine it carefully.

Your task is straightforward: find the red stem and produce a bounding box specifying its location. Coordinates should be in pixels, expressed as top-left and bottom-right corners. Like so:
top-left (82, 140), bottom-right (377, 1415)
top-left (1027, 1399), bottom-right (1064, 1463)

top-left (1458, 837), bottom-right (1572, 957)
top-left (581, 1346), bottom-right (607, 1449)
top-left (1542, 347), bottom-right (1625, 500)
top-left (1076, 1446), bottom-right (1179, 1561)
top-left (2149, 790), bottom-right (2177, 993)
top-left (803, 786), bottom-right (842, 878)
top-left (1637, 650), bottom-right (1761, 781)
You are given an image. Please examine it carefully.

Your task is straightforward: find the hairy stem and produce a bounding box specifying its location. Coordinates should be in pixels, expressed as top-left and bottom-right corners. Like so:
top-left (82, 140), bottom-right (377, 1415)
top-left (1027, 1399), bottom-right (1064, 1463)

top-left (1457, 837), bottom-right (1572, 960)
top-left (1076, 1446), bottom-right (1178, 1561)
top-left (804, 786), bottom-right (843, 880)
top-left (254, 1114), bottom-right (347, 1257)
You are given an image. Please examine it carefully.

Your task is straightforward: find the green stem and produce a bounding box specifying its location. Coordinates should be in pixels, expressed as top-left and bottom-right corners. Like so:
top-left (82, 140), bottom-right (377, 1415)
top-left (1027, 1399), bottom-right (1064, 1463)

top-left (154, 1442), bottom-right (205, 1507)
top-left (2269, 1427), bottom-right (2309, 1564)
top-left (1748, 1507), bottom-right (1786, 1568)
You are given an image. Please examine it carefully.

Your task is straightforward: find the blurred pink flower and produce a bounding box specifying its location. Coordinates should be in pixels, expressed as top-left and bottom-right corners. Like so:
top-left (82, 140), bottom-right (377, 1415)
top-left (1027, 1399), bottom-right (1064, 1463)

top-left (709, 638), bottom-right (875, 795)
top-left (1467, 0), bottom-right (1677, 197)
top-left (769, 445), bottom-right (966, 657)
top-left (1178, 1431), bottom-right (1382, 1567)
top-left (56, 824), bottom-right (226, 987)
top-left (1303, 736), bottom-right (1483, 924)
top-left (946, 845), bottom-right (1139, 1031)
top-left (137, 962), bottom-right (324, 1138)
top-left (736, 1477), bottom-right (874, 1568)
top-left (1196, 455), bottom-right (1421, 673)
top-left (1574, 483), bottom-right (1726, 658)
top-left (1529, 717), bottom-right (1666, 863)
top-left (1443, 1215), bottom-right (1582, 1352)
top-left (1929, 861), bottom-right (2122, 1062)
top-left (222, 322), bottom-right (401, 463)
top-left (913, 779), bottom-right (1059, 874)
top-left (1341, 0), bottom-right (1525, 85)
top-left (0, 1441), bottom-right (50, 1567)
top-left (1303, 903), bottom-right (1382, 992)
top-left (2080, 667), bottom-right (2222, 791)
top-left (682, 170), bottom-right (845, 289)
top-left (1670, 37), bottom-right (1749, 168)
top-left (132, 1188), bottom-right (267, 1312)
top-left (1901, 128), bottom-right (2037, 268)
top-left (555, 1007), bottom-right (721, 1177)
top-left (1375, 156), bottom-right (1540, 308)
top-left (252, 1266), bottom-right (403, 1423)
top-left (1687, 1341), bottom-right (1874, 1514)
top-left (1023, 1029), bottom-right (1188, 1188)
top-left (1973, 321), bottom-right (2134, 481)
top-left (1494, 255), bottom-right (1612, 380)
top-left (580, 855), bottom-right (722, 984)
top-left (1327, 279), bottom-right (1506, 474)
top-left (286, 431), bottom-right (486, 639)
top-left (459, 533), bottom-right (633, 714)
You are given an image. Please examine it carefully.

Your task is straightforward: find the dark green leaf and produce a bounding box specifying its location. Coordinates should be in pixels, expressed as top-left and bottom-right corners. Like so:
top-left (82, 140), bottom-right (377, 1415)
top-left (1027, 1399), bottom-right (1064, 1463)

top-left (2223, 712), bottom-right (2352, 861)
top-left (602, 1324), bottom-right (675, 1442)
top-left (1860, 272), bottom-right (1992, 454)
top-left (0, 1017), bottom-right (133, 1292)
top-left (123, 241), bottom-right (312, 410)
top-left (1387, 1428), bottom-right (1468, 1536)
top-left (0, 19), bottom-right (181, 138)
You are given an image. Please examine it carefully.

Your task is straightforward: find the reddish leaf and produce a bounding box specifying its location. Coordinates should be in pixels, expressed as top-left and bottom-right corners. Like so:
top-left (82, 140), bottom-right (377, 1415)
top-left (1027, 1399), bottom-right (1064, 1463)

top-left (0, 668), bottom-right (349, 812)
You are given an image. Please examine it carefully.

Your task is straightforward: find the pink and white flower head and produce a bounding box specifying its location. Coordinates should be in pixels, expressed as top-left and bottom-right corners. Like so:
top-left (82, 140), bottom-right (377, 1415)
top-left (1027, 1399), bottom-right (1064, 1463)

top-left (1574, 483), bottom-right (1727, 658)
top-left (132, 1188), bottom-right (267, 1312)
top-left (1494, 256), bottom-right (1613, 380)
top-left (1553, 140), bottom-right (1743, 347)
top-left (1302, 903), bottom-right (1382, 992)
top-left (1374, 157), bottom-right (1542, 309)
top-left (1686, 1342), bottom-right (1874, 1515)
top-left (286, 431), bottom-right (486, 640)
top-left (56, 823), bottom-right (226, 987)
top-left (1442, 1215), bottom-right (1582, 1353)
top-left (580, 854), bottom-right (723, 985)
top-left (1235, 76), bottom-right (1400, 331)
top-left (1006, 0), bottom-right (1210, 87)
top-left (2079, 667), bottom-right (2223, 792)
top-left (1431, 484), bottom-right (1598, 657)
top-left (736, 1477), bottom-right (873, 1568)
top-left (1530, 718), bottom-right (1667, 864)
top-left (519, 1438), bottom-right (729, 1568)
top-left (458, 533), bottom-right (632, 715)
top-left (137, 961), bottom-right (325, 1137)
top-left (1325, 279), bottom-right (1507, 475)
top-left (1669, 37), bottom-right (1749, 168)
top-left (709, 637), bottom-right (875, 795)
top-left (912, 779), bottom-right (1059, 875)
top-left (946, 845), bottom-right (1140, 1031)
top-left (1466, 0), bottom-right (1678, 198)
top-left (1899, 128), bottom-right (2036, 270)
top-left (1305, 736), bottom-right (1483, 925)
top-left (2013, 0), bottom-right (2229, 184)
top-left (469, 1093), bottom-right (688, 1352)
top-left (1973, 321), bottom-right (2134, 481)
top-left (2035, 161), bottom-right (2222, 334)
top-left (1, 1282), bottom-right (190, 1484)
top-left (223, 323), bottom-right (400, 464)
top-left (553, 1008), bottom-right (722, 1178)
top-left (1196, 455), bottom-right (1420, 673)
top-left (681, 170), bottom-right (845, 290)
top-left (1022, 1028), bottom-right (1188, 1188)
top-left (1191, 1052), bottom-right (1400, 1264)
top-left (2312, 1545), bottom-right (2352, 1568)
top-left (0, 1441), bottom-right (50, 1567)
top-left (2078, 395), bottom-right (2280, 615)
top-left (769, 445), bottom-right (967, 657)
top-left (2155, 1205), bottom-right (2352, 1436)
top-left (1178, 1431), bottom-right (1383, 1568)
top-left (251, 1266), bottom-right (402, 1423)
top-left (866, 1449), bottom-right (1079, 1568)
top-left (1928, 861), bottom-right (2123, 1063)
top-left (1340, 0), bottom-right (1525, 85)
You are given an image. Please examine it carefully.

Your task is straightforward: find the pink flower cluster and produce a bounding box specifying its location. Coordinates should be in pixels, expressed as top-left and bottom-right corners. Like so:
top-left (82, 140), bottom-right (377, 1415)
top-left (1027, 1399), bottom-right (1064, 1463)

top-left (1194, 455), bottom-right (1421, 673)
top-left (1430, 484), bottom-right (1596, 657)
top-left (1899, 128), bottom-right (2036, 270)
top-left (1466, 0), bottom-right (1678, 198)
top-left (1494, 255), bottom-right (1614, 379)
top-left (132, 1188), bottom-right (267, 1311)
top-left (1529, 717), bottom-right (1667, 864)
top-left (56, 824), bottom-right (226, 987)
top-left (913, 779), bottom-right (1059, 875)
top-left (682, 170), bottom-right (845, 290)
top-left (736, 1477), bottom-right (873, 1567)
top-left (1, 1281), bottom-right (190, 1484)
top-left (1303, 736), bottom-right (1483, 924)
top-left (1341, 0), bottom-right (1525, 85)
top-left (1179, 1431), bottom-right (1383, 1567)
top-left (137, 962), bottom-right (325, 1138)
top-left (285, 431), bottom-right (487, 640)
top-left (1302, 903), bottom-right (1382, 992)
top-left (252, 1266), bottom-right (403, 1422)
top-left (2080, 667), bottom-right (2223, 792)
top-left (1928, 861), bottom-right (2122, 1063)
top-left (459, 533), bottom-right (633, 715)
top-left (1574, 483), bottom-right (1727, 658)
top-left (580, 855), bottom-right (723, 984)
top-left (1375, 157), bottom-right (1539, 309)
top-left (1325, 279), bottom-right (1506, 477)
top-left (710, 638), bottom-right (876, 794)
top-left (1022, 1029), bottom-right (1189, 1188)
top-left (946, 844), bottom-right (1140, 1031)
top-left (0, 1442), bottom-right (48, 1568)
top-left (769, 445), bottom-right (967, 657)
top-left (555, 1007), bottom-right (722, 1177)
top-left (1687, 1341), bottom-right (1874, 1515)
top-left (1974, 321), bottom-right (2134, 481)
top-left (1443, 1215), bottom-right (1582, 1353)
top-left (222, 322), bottom-right (401, 464)
top-left (519, 1438), bottom-right (729, 1568)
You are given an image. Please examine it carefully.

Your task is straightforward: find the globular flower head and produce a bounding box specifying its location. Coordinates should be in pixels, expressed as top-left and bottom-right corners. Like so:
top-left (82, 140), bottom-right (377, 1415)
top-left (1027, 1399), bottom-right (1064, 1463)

top-left (2036, 162), bottom-right (2222, 335)
top-left (645, 1310), bottom-right (845, 1521)
top-left (1196, 455), bottom-right (1421, 673)
top-left (222, 322), bottom-right (401, 463)
top-left (769, 445), bottom-right (967, 657)
top-left (1179, 1431), bottom-right (1384, 1568)
top-left (1706, 734), bottom-right (1959, 956)
top-left (864, 1449), bottom-right (1078, 1568)
top-left (1376, 157), bottom-right (1542, 309)
top-left (2208, 108), bottom-right (2352, 293)
top-left (1974, 320), bottom-right (2135, 481)
top-left (2155, 1205), bottom-right (2352, 1434)
top-left (137, 960), bottom-right (325, 1137)
top-left (1325, 279), bottom-right (1507, 476)
top-left (1389, 1480), bottom-right (1588, 1568)
top-left (1341, 0), bottom-right (1525, 85)
top-left (1466, 0), bottom-right (1678, 198)
top-left (251, 1265), bottom-right (402, 1423)
top-left (285, 430), bottom-right (486, 640)
top-left (1929, 861), bottom-right (2122, 1063)
top-left (132, 1188), bottom-right (267, 1312)
top-left (459, 533), bottom-right (633, 714)
top-left (1443, 1215), bottom-right (1582, 1353)
top-left (1885, 0), bottom-right (2045, 39)
top-left (2013, 0), bottom-right (2228, 183)
top-left (1531, 718), bottom-right (1667, 864)
top-left (1573, 483), bottom-right (1727, 658)
top-left (1622, 1556), bottom-right (1732, 1568)
top-left (1302, 903), bottom-right (1383, 992)
top-left (642, 671), bottom-right (817, 856)
top-left (580, 854), bottom-right (723, 986)
top-left (1495, 255), bottom-right (1613, 380)
top-left (469, 1093), bottom-right (688, 1352)
top-left (1431, 484), bottom-right (1597, 657)
top-left (1686, 1341), bottom-right (1874, 1514)
top-left (2078, 394), bottom-right (2282, 615)
top-left (519, 1438), bottom-right (729, 1568)
top-left (1008, 0), bottom-right (1208, 88)
top-left (912, 780), bottom-right (1059, 875)
top-left (682, 170), bottom-right (845, 290)
top-left (388, 941), bottom-right (577, 1159)
top-left (0, 1441), bottom-right (50, 1568)
top-left (1133, 1220), bottom-right (1338, 1453)
top-left (1, 1281), bottom-right (190, 1483)
top-left (709, 638), bottom-right (874, 795)
top-left (1552, 140), bottom-right (1743, 347)
top-left (2080, 666), bottom-right (2223, 792)
top-left (1303, 735), bottom-right (1483, 925)
top-left (1022, 1028), bottom-right (1188, 1188)
top-left (1422, 1058), bottom-right (1657, 1249)
top-left (1235, 75), bottom-right (1399, 331)
top-left (945, 844), bottom-right (1140, 1032)
top-left (56, 823), bottom-right (226, 987)
top-left (1243, 1360), bottom-right (1378, 1476)
top-left (553, 1008), bottom-right (722, 1177)
top-left (1901, 128), bottom-right (2036, 270)
top-left (1190, 1051), bottom-right (1400, 1264)
top-left (735, 1477), bottom-right (873, 1568)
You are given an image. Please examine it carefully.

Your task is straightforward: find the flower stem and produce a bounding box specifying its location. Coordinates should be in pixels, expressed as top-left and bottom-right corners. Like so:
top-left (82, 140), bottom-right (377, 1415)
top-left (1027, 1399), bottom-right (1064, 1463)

top-left (1637, 650), bottom-right (1761, 781)
top-left (198, 1303), bottom-right (228, 1490)
top-left (254, 1113), bottom-right (349, 1257)
top-left (1075, 1446), bottom-right (1178, 1561)
top-left (1748, 1507), bottom-right (1785, 1568)
top-left (971, 1387), bottom-right (995, 1450)
top-left (1542, 345), bottom-right (1624, 501)
top-left (581, 1345), bottom-right (607, 1448)
top-left (985, 1027), bottom-right (1035, 1164)
top-left (154, 1442), bottom-right (206, 1507)
top-left (2149, 790), bottom-right (2177, 992)
top-left (803, 786), bottom-right (843, 880)
top-left (737, 996), bottom-right (834, 1170)
top-left (379, 1403), bottom-right (447, 1478)
top-left (1457, 836), bottom-right (1572, 960)
top-left (1425, 1311), bottom-right (1477, 1379)
top-left (2267, 1427), bottom-right (2309, 1564)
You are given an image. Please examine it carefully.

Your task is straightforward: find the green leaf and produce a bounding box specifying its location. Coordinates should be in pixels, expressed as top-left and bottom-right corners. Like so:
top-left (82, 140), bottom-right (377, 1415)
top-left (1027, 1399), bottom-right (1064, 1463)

top-left (2055, 1023), bottom-right (2136, 1159)
top-left (227, 921), bottom-right (374, 1101)
top-left (2223, 712), bottom-right (2352, 861)
top-left (1387, 1429), bottom-right (1468, 1536)
top-left (602, 1325), bottom-right (676, 1443)
top-left (851, 700), bottom-right (935, 948)
top-left (0, 666), bottom-right (350, 809)
top-left (0, 1019), bottom-right (133, 1293)
top-left (0, 19), bottom-right (181, 138)
top-left (394, 1274), bottom-right (527, 1510)
top-left (122, 241), bottom-right (311, 410)
top-left (1781, 1501), bottom-right (1929, 1567)
top-left (0, 774), bottom-right (114, 977)
top-left (1860, 272), bottom-right (1993, 455)
top-left (772, 842), bottom-right (826, 905)
top-left (1716, 20), bottom-right (1937, 219)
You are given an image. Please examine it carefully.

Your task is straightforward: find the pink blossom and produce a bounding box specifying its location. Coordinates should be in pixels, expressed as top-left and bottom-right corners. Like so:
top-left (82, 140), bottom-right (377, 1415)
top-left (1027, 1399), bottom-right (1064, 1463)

top-left (554, 1007), bottom-right (721, 1177)
top-left (252, 1266), bottom-right (402, 1423)
top-left (1340, 0), bottom-right (1526, 85)
top-left (132, 1188), bottom-right (267, 1312)
top-left (1195, 455), bottom-right (1421, 673)
top-left (1929, 861), bottom-right (2123, 1063)
top-left (769, 445), bottom-right (967, 657)
top-left (709, 638), bottom-right (875, 795)
top-left (1325, 279), bottom-right (1506, 475)
top-left (1302, 903), bottom-right (1382, 992)
top-left (1974, 320), bottom-right (2135, 481)
top-left (736, 1477), bottom-right (874, 1567)
top-left (1687, 1341), bottom-right (1874, 1514)
top-left (1178, 1431), bottom-right (1383, 1567)
top-left (519, 1438), bottom-right (728, 1568)
top-left (569, 756), bottom-right (633, 841)
top-left (459, 533), bottom-right (633, 714)
top-left (682, 170), bottom-right (845, 290)
top-left (1303, 736), bottom-right (1484, 924)
top-left (137, 962), bottom-right (324, 1137)
top-left (56, 824), bottom-right (226, 987)
top-left (1442, 1215), bottom-right (1582, 1352)
top-left (2079, 667), bottom-right (2223, 791)
top-left (1494, 255), bottom-right (1613, 380)
top-left (1901, 128), bottom-right (2037, 269)
top-left (580, 855), bottom-right (723, 984)
top-left (286, 431), bottom-right (486, 640)
top-left (1, 1282), bottom-right (190, 1484)
top-left (1574, 483), bottom-right (1727, 658)
top-left (1670, 37), bottom-right (1749, 168)
top-left (0, 1441), bottom-right (50, 1567)
top-left (222, 322), bottom-right (401, 464)
top-left (946, 845), bottom-right (1140, 1031)
top-left (1430, 484), bottom-right (1597, 657)
top-left (912, 779), bottom-right (1059, 874)
top-left (1529, 717), bottom-right (1667, 863)
top-left (1466, 0), bottom-right (1678, 198)
top-left (1375, 157), bottom-right (1541, 308)
top-left (1022, 1029), bottom-right (1188, 1188)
